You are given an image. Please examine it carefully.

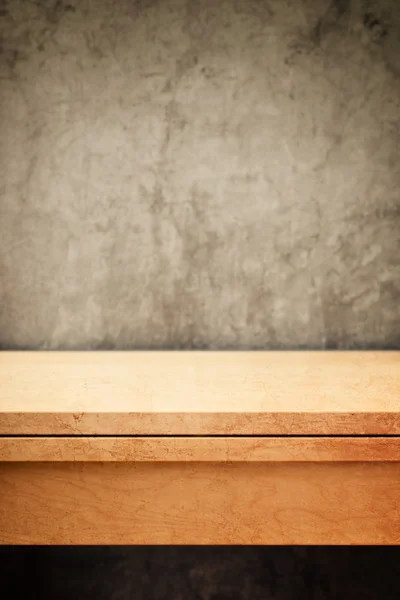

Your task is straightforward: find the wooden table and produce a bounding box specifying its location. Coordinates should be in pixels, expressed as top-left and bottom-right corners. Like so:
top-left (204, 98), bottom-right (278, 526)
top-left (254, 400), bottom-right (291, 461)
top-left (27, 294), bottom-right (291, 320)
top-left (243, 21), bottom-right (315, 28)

top-left (1, 351), bottom-right (399, 545)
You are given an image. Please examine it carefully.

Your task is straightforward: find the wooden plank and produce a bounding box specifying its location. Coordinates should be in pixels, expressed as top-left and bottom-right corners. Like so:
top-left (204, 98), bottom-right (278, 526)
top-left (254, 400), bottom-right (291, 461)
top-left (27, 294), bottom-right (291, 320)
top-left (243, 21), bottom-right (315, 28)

top-left (1, 462), bottom-right (399, 545)
top-left (1, 351), bottom-right (400, 435)
top-left (2, 436), bottom-right (400, 462)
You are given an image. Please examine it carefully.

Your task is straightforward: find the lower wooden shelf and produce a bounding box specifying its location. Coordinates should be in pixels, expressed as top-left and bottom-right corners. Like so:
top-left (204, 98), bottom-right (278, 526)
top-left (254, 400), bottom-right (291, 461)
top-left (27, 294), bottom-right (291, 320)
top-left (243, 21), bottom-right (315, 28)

top-left (1, 435), bottom-right (400, 545)
top-left (1, 435), bottom-right (400, 462)
top-left (0, 460), bottom-right (399, 545)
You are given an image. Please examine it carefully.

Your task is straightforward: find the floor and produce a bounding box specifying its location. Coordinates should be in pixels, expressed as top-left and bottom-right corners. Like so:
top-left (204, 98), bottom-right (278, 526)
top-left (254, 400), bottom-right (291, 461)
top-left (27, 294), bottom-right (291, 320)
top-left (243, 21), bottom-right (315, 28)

top-left (2, 546), bottom-right (400, 599)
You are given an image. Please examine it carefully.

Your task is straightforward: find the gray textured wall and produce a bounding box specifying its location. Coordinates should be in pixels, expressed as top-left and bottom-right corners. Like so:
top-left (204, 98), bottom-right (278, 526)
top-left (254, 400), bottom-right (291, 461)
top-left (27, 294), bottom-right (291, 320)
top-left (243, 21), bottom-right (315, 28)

top-left (1, 0), bottom-right (399, 350)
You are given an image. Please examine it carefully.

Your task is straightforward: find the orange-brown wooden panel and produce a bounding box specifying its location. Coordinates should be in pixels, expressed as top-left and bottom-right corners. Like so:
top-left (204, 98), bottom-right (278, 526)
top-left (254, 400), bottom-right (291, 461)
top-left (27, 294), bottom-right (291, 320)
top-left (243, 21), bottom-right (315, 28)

top-left (1, 436), bottom-right (400, 462)
top-left (1, 462), bottom-right (399, 545)
top-left (3, 412), bottom-right (400, 436)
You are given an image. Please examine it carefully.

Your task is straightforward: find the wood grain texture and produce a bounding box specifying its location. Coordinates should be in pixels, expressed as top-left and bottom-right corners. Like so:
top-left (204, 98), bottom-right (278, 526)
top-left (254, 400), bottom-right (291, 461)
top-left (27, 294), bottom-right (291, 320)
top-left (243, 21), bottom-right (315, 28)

top-left (1, 351), bottom-right (400, 434)
top-left (2, 436), bottom-right (400, 462)
top-left (1, 462), bottom-right (399, 545)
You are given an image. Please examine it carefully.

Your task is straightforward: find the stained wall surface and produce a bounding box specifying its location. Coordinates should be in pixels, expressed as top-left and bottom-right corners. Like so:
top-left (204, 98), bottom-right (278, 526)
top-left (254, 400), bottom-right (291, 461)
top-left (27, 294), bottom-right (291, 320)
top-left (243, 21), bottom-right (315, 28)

top-left (0, 0), bottom-right (399, 349)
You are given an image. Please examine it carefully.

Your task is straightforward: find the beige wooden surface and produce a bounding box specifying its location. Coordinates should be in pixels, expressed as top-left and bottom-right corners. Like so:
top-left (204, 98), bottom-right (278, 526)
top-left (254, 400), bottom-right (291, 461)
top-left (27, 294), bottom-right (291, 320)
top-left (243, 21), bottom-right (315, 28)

top-left (1, 351), bottom-right (400, 434)
top-left (1, 436), bottom-right (400, 462)
top-left (1, 462), bottom-right (399, 545)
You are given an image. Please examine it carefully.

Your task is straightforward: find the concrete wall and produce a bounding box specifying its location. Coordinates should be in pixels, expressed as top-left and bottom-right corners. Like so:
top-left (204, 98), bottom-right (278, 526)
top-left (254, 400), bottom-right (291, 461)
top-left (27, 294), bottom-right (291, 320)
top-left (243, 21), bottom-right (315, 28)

top-left (1, 0), bottom-right (399, 350)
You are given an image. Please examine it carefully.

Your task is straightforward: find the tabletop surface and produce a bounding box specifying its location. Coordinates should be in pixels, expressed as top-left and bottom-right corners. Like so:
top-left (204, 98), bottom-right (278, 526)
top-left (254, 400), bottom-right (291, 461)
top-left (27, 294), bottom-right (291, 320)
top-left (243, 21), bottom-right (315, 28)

top-left (1, 351), bottom-right (399, 435)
